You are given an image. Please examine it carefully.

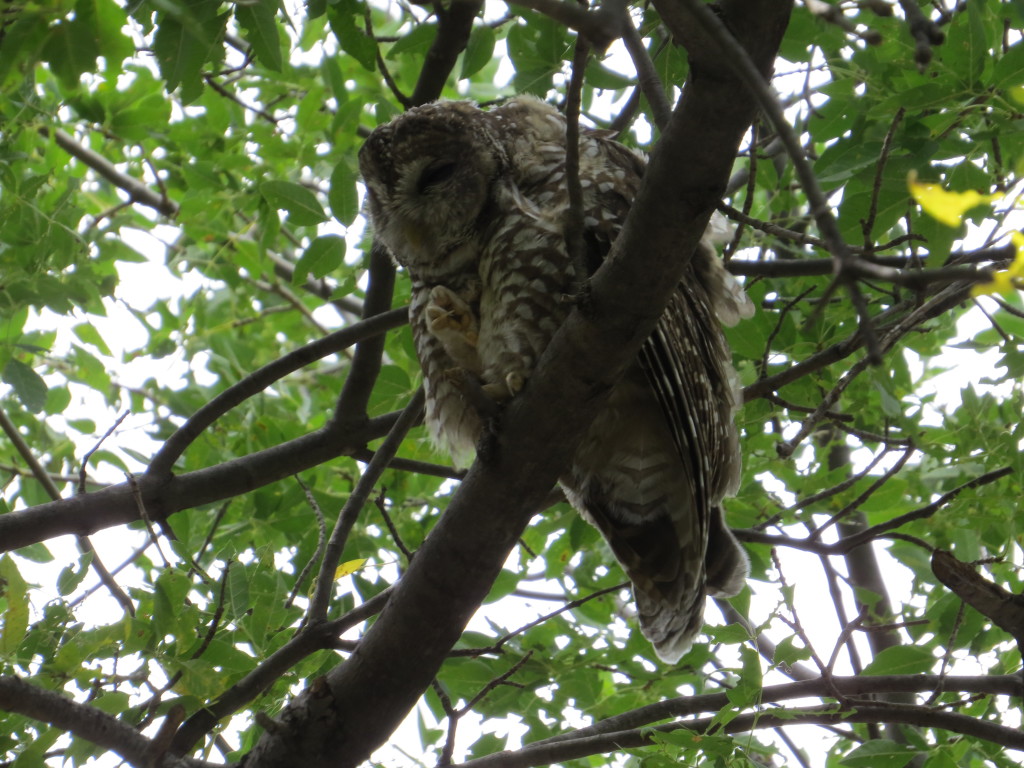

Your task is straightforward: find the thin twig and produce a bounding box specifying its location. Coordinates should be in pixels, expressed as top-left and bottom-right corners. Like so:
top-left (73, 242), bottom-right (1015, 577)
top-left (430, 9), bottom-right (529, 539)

top-left (78, 411), bottom-right (129, 495)
top-left (564, 30), bottom-right (590, 294)
top-left (374, 489), bottom-right (415, 564)
top-left (0, 407), bottom-right (135, 616)
top-left (861, 108), bottom-right (905, 248)
top-left (809, 442), bottom-right (917, 539)
top-left (287, 476), bottom-right (329, 609)
top-left (620, 19), bottom-right (671, 130)
top-left (306, 388), bottom-right (425, 624)
top-left (734, 465), bottom-right (1013, 556)
top-left (147, 305), bottom-right (407, 477)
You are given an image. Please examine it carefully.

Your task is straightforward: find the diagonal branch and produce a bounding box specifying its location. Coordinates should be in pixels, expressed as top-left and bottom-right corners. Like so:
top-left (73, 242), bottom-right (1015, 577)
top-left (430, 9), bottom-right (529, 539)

top-left (243, 3), bottom-right (792, 765)
top-left (410, 0), bottom-right (485, 107)
top-left (149, 305), bottom-right (407, 478)
top-left (41, 127), bottom-right (179, 217)
top-left (0, 675), bottom-right (219, 768)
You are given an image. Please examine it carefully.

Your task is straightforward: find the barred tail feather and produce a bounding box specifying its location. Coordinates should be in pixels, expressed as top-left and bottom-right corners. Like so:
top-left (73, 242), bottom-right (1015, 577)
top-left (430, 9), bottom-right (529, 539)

top-left (634, 579), bottom-right (705, 665)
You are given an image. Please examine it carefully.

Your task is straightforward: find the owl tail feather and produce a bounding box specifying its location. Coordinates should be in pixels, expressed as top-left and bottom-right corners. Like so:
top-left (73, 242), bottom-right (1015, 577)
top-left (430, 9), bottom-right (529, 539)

top-left (580, 500), bottom-right (748, 665)
top-left (577, 501), bottom-right (707, 665)
top-left (636, 507), bottom-right (748, 664)
top-left (634, 580), bottom-right (706, 665)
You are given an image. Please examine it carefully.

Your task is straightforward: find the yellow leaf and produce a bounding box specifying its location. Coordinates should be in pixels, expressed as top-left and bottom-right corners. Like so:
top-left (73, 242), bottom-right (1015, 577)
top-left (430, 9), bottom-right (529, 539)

top-left (335, 558), bottom-right (367, 579)
top-left (908, 170), bottom-right (1001, 228)
top-left (1010, 85), bottom-right (1024, 106)
top-left (971, 231), bottom-right (1024, 297)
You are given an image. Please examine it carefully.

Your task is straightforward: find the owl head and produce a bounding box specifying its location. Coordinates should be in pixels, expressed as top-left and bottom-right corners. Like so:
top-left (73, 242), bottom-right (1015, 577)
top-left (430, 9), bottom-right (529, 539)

top-left (358, 101), bottom-right (507, 282)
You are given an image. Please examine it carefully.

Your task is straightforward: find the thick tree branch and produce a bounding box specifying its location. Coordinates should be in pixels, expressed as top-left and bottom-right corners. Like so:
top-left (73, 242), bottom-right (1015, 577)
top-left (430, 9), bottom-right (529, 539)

top-left (725, 243), bottom-right (1015, 278)
top-left (409, 0), bottom-right (485, 107)
top-left (932, 549), bottom-right (1024, 654)
top-left (0, 411), bottom-right (401, 553)
top-left (243, 3), bottom-right (792, 765)
top-left (458, 696), bottom-right (1024, 767)
top-left (0, 675), bottom-right (217, 768)
top-left (0, 408), bottom-right (135, 616)
top-left (526, 673), bottom-right (1022, 749)
top-left (330, 244), bottom-right (397, 430)
top-left (505, 0), bottom-right (626, 49)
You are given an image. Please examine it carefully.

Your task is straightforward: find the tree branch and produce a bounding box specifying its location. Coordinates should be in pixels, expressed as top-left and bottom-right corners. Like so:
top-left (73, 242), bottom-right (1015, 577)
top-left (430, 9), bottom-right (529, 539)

top-left (0, 411), bottom-right (402, 553)
top-left (410, 0), bottom-right (485, 107)
top-left (40, 127), bottom-right (179, 217)
top-left (0, 675), bottom-right (218, 768)
top-left (457, 695), bottom-right (1024, 767)
top-left (243, 3), bottom-right (792, 765)
top-left (149, 306), bottom-right (407, 478)
top-left (524, 673), bottom-right (1022, 749)
top-left (330, 244), bottom-right (398, 431)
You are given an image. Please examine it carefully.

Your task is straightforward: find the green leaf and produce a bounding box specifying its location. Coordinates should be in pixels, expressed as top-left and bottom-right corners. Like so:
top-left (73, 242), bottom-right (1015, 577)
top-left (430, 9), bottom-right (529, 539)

top-left (584, 60), bottom-right (633, 90)
top-left (72, 322), bottom-right (113, 356)
top-left (41, 18), bottom-right (100, 88)
top-left (387, 23), bottom-right (437, 59)
top-left (840, 740), bottom-right (919, 768)
top-left (3, 358), bottom-right (48, 413)
top-left (329, 161), bottom-right (360, 226)
top-left (259, 180), bottom-right (328, 227)
top-left (57, 552), bottom-right (94, 596)
top-left (461, 25), bottom-right (495, 80)
top-left (483, 568), bottom-right (519, 604)
top-left (861, 645), bottom-right (935, 676)
top-left (226, 562), bottom-right (250, 622)
top-left (294, 235), bottom-right (345, 284)
top-left (236, 0), bottom-right (283, 72)
top-left (327, 0), bottom-right (376, 72)
top-left (994, 41), bottom-right (1024, 87)
top-left (152, 0), bottom-right (227, 102)
top-left (0, 556), bottom-right (30, 655)
top-left (772, 635), bottom-right (812, 667)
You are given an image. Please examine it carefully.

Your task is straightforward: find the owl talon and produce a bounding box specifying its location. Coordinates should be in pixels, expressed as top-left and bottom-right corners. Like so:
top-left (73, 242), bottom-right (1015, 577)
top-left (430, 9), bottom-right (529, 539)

top-left (427, 285), bottom-right (478, 345)
top-left (427, 285), bottom-right (482, 372)
top-left (481, 371), bottom-right (525, 401)
top-left (447, 367), bottom-right (501, 419)
top-left (506, 371), bottom-right (524, 395)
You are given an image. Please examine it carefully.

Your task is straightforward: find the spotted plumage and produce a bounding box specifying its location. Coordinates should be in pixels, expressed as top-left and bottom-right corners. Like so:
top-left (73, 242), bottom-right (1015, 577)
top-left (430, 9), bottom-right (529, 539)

top-left (359, 96), bottom-right (750, 663)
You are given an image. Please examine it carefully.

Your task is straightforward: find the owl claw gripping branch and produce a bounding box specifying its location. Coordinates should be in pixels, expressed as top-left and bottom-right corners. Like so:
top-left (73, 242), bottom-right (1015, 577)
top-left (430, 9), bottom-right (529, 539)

top-left (359, 96), bottom-right (753, 664)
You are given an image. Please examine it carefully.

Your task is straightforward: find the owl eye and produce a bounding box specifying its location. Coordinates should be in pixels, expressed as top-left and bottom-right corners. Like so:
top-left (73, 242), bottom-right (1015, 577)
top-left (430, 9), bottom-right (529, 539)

top-left (417, 162), bottom-right (457, 194)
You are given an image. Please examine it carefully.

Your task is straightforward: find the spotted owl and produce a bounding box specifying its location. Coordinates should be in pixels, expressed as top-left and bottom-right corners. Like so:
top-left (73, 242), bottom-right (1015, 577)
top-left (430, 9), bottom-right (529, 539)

top-left (359, 96), bottom-right (750, 663)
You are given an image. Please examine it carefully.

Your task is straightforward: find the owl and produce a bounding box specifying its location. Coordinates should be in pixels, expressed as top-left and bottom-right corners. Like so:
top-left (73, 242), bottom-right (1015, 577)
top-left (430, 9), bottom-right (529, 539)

top-left (358, 96), bottom-right (750, 664)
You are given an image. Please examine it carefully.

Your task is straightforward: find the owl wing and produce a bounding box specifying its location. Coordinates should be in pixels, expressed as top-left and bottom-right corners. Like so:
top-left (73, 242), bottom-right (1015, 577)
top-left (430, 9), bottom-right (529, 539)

top-left (567, 131), bottom-right (748, 662)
